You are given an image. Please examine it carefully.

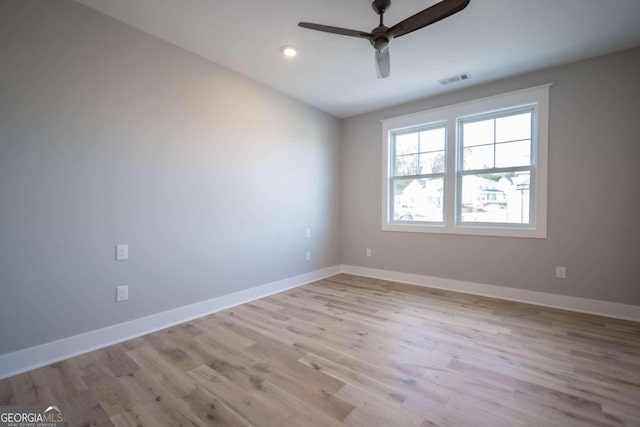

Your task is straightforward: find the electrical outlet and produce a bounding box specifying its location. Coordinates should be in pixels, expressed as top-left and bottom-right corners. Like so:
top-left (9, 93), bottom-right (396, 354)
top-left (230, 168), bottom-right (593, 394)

top-left (366, 248), bottom-right (372, 257)
top-left (306, 228), bottom-right (311, 238)
top-left (555, 266), bottom-right (566, 279)
top-left (306, 251), bottom-right (311, 261)
top-left (116, 244), bottom-right (128, 261)
top-left (116, 285), bottom-right (129, 302)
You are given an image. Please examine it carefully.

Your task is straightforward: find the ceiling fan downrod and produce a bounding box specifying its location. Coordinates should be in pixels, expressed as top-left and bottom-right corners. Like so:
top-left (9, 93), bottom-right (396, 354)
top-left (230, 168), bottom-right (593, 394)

top-left (298, 0), bottom-right (471, 79)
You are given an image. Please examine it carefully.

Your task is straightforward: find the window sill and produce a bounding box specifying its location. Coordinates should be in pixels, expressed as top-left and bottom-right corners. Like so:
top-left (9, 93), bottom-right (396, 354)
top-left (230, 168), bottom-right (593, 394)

top-left (381, 223), bottom-right (546, 239)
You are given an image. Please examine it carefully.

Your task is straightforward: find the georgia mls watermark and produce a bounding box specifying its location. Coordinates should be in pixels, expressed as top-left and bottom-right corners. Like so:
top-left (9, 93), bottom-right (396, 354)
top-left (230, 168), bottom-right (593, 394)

top-left (0, 406), bottom-right (64, 427)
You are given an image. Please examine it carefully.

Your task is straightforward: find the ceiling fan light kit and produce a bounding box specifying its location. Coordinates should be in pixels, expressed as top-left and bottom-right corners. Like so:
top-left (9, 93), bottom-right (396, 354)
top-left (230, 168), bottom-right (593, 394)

top-left (298, 0), bottom-right (471, 79)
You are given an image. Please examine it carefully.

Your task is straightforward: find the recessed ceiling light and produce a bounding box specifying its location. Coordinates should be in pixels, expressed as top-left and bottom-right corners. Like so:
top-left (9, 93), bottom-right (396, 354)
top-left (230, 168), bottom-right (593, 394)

top-left (281, 46), bottom-right (297, 58)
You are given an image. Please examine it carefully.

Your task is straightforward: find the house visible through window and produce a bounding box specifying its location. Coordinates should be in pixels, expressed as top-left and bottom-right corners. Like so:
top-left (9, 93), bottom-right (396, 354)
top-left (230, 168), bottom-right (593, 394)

top-left (458, 107), bottom-right (534, 225)
top-left (381, 85), bottom-right (550, 238)
top-left (392, 125), bottom-right (446, 223)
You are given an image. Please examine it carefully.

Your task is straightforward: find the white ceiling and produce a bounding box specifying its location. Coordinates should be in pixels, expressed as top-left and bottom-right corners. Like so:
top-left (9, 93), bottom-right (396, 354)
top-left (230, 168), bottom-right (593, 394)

top-left (76, 0), bottom-right (640, 118)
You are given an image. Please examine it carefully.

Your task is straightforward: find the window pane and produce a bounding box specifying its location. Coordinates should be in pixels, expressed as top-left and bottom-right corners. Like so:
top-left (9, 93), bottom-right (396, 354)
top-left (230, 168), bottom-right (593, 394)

top-left (395, 154), bottom-right (418, 176)
top-left (420, 127), bottom-right (445, 152)
top-left (395, 132), bottom-right (419, 155)
top-left (495, 140), bottom-right (531, 168)
top-left (460, 171), bottom-right (531, 224)
top-left (463, 119), bottom-right (494, 147)
top-left (463, 145), bottom-right (494, 170)
top-left (420, 151), bottom-right (445, 174)
top-left (496, 112), bottom-right (531, 143)
top-left (393, 177), bottom-right (444, 222)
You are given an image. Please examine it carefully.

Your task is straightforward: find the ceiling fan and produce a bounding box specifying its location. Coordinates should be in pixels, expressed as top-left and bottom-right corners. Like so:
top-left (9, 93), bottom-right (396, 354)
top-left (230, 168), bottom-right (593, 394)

top-left (298, 0), bottom-right (471, 79)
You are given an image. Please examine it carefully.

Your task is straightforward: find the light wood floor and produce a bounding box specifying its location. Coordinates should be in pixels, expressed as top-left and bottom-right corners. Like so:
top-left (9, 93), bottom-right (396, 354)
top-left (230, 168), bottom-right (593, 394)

top-left (1, 274), bottom-right (640, 426)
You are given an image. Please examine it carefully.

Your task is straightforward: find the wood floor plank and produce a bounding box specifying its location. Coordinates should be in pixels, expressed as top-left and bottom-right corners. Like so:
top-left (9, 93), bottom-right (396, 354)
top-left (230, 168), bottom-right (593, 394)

top-left (182, 386), bottom-right (255, 427)
top-left (187, 364), bottom-right (299, 427)
top-left (125, 346), bottom-right (197, 399)
top-left (96, 343), bottom-right (143, 378)
top-left (0, 377), bottom-right (14, 405)
top-left (1, 273), bottom-right (639, 426)
top-left (335, 383), bottom-right (424, 427)
top-left (10, 372), bottom-right (56, 405)
top-left (194, 332), bottom-right (355, 421)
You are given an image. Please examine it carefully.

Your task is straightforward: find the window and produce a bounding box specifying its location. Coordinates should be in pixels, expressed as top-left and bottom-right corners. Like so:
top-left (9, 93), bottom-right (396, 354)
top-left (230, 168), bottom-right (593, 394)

top-left (458, 108), bottom-right (533, 226)
top-left (381, 85), bottom-right (550, 238)
top-left (391, 124), bottom-right (446, 223)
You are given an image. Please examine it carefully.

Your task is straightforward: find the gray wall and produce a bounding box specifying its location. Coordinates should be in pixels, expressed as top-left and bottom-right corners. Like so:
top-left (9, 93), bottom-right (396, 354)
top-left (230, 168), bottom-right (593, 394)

top-left (1, 1), bottom-right (639, 358)
top-left (341, 47), bottom-right (640, 306)
top-left (0, 1), bottom-right (340, 355)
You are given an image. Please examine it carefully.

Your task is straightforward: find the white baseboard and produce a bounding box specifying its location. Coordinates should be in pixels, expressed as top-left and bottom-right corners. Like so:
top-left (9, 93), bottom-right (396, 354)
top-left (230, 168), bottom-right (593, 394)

top-left (340, 265), bottom-right (640, 322)
top-left (0, 265), bottom-right (340, 380)
top-left (3, 264), bottom-right (637, 380)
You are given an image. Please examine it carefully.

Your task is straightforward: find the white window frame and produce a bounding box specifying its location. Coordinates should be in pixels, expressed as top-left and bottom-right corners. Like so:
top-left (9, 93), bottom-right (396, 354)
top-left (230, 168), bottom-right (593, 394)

top-left (381, 84), bottom-right (551, 238)
top-left (389, 122), bottom-right (447, 225)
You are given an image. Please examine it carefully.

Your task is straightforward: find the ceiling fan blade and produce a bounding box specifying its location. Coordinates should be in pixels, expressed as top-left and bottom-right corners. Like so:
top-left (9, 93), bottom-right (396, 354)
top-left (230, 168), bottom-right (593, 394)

top-left (388, 0), bottom-right (470, 39)
top-left (375, 48), bottom-right (390, 79)
top-left (298, 22), bottom-right (373, 40)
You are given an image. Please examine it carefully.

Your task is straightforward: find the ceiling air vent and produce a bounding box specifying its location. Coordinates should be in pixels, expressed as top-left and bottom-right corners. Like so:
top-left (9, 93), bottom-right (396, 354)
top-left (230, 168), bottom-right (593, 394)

top-left (438, 72), bottom-right (470, 86)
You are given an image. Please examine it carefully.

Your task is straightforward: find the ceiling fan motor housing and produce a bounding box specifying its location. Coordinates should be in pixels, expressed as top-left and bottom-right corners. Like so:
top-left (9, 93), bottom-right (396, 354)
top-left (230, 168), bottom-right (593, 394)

top-left (372, 35), bottom-right (390, 51)
top-left (298, 0), bottom-right (471, 78)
